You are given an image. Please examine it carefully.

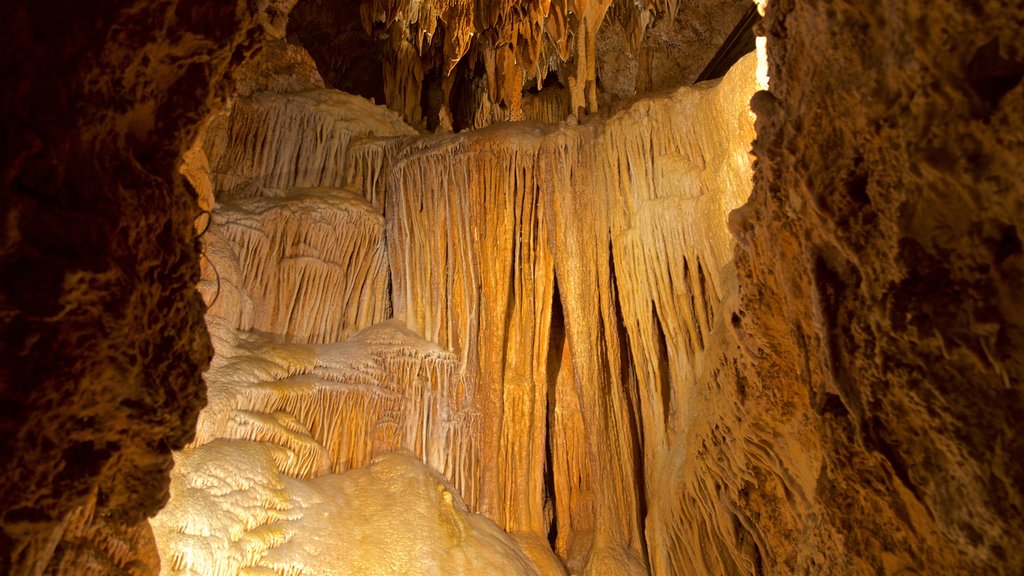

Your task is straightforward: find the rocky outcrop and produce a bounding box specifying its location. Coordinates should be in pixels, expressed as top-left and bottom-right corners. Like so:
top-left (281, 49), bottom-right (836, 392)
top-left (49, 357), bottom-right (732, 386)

top-left (0, 0), bottom-right (267, 572)
top-left (728, 0), bottom-right (1024, 573)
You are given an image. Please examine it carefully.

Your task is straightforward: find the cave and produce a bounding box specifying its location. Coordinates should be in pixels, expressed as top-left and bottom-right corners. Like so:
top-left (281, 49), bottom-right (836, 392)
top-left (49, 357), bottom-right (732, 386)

top-left (1, 0), bottom-right (1022, 574)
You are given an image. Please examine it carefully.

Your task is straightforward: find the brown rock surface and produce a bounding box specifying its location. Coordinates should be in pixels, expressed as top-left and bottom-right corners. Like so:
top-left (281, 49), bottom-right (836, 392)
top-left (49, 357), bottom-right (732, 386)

top-left (0, 0), bottom-right (264, 572)
top-left (729, 0), bottom-right (1024, 573)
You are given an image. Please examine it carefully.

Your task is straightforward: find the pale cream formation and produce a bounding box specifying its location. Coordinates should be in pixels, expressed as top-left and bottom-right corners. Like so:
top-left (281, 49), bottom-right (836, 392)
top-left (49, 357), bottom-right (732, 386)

top-left (155, 43), bottom-right (760, 576)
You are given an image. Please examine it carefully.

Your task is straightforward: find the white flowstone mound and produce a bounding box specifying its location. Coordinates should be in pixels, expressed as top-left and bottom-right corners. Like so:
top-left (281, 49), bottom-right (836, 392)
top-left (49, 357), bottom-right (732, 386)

top-left (152, 448), bottom-right (539, 576)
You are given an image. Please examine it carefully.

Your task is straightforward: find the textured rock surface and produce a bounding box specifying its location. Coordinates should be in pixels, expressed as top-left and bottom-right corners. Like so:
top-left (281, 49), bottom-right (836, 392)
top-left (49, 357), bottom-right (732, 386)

top-left (232, 39), bottom-right (326, 98)
top-left (727, 0), bottom-right (1024, 573)
top-left (153, 449), bottom-right (539, 576)
top-left (0, 0), bottom-right (264, 572)
top-left (7, 0), bottom-right (1023, 574)
top-left (154, 43), bottom-right (759, 575)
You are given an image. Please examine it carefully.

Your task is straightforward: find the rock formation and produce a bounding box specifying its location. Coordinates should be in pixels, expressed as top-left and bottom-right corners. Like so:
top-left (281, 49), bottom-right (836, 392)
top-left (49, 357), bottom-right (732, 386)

top-left (728, 0), bottom-right (1024, 572)
top-left (0, 1), bottom-right (269, 573)
top-left (150, 29), bottom-right (762, 573)
top-left (2, 0), bottom-right (1022, 574)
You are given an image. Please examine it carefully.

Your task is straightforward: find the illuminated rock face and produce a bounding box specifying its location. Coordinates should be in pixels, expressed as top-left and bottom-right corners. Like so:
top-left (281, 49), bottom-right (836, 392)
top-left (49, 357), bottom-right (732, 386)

top-left (387, 54), bottom-right (759, 574)
top-left (155, 38), bottom-right (761, 573)
top-left (7, 1), bottom-right (1024, 575)
top-left (155, 446), bottom-right (537, 576)
top-left (211, 188), bottom-right (391, 343)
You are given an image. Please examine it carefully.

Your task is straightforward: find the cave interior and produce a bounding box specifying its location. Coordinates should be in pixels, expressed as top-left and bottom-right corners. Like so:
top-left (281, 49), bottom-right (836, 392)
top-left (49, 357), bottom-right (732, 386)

top-left (1, 0), bottom-right (1023, 574)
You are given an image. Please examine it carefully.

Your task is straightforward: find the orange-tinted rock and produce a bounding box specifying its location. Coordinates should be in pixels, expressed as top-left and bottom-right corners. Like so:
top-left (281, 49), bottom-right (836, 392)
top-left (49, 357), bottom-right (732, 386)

top-left (729, 0), bottom-right (1024, 573)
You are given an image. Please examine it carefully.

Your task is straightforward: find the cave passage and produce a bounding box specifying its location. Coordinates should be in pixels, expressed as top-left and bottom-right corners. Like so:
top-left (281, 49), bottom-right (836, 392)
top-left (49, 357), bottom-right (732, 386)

top-left (4, 0), bottom-right (1023, 574)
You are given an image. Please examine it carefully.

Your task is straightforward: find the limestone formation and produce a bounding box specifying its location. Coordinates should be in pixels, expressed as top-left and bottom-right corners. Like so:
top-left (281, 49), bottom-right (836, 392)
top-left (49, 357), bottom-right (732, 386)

top-left (5, 0), bottom-right (1024, 574)
top-left (0, 0), bottom-right (266, 572)
top-left (153, 449), bottom-right (538, 576)
top-left (152, 28), bottom-right (761, 572)
top-left (727, 0), bottom-right (1024, 573)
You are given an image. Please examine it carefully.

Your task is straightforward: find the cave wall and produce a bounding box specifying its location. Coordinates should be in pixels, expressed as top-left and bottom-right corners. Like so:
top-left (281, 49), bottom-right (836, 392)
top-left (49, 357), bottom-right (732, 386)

top-left (731, 0), bottom-right (1024, 573)
top-left (0, 1), bottom-right (266, 572)
top-left (4, 0), bottom-right (1023, 574)
top-left (151, 39), bottom-right (760, 574)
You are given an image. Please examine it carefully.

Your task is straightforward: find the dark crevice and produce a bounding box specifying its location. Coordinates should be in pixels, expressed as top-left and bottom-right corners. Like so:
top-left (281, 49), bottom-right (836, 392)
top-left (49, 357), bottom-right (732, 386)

top-left (814, 253), bottom-right (862, 424)
top-left (544, 277), bottom-right (565, 550)
top-left (966, 37), bottom-right (1024, 118)
top-left (684, 256), bottom-right (705, 351)
top-left (694, 4), bottom-right (761, 83)
top-left (652, 308), bottom-right (672, 426)
top-left (420, 68), bottom-right (444, 132)
top-left (609, 240), bottom-right (649, 565)
top-left (697, 258), bottom-right (714, 329)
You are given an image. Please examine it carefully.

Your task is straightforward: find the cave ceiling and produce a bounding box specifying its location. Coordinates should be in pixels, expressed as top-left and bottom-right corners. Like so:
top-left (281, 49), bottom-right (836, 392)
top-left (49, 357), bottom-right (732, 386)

top-left (286, 0), bottom-right (752, 129)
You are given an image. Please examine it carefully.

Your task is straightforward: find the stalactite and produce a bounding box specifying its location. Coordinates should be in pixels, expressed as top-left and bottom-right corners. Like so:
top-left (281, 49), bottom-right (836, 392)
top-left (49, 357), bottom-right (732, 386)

top-left (385, 52), bottom-right (761, 574)
top-left (356, 0), bottom-right (694, 124)
top-left (213, 187), bottom-right (391, 343)
top-left (210, 89), bottom-right (415, 197)
top-left (158, 47), bottom-right (764, 576)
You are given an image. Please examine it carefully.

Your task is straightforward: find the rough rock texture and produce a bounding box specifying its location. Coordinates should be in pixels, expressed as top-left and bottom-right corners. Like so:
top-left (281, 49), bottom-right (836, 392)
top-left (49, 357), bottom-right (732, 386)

top-left (232, 39), bottom-right (325, 98)
top-left (597, 0), bottom-right (751, 102)
top-left (285, 0), bottom-right (753, 127)
top-left (727, 0), bottom-right (1024, 573)
top-left (0, 0), bottom-right (266, 573)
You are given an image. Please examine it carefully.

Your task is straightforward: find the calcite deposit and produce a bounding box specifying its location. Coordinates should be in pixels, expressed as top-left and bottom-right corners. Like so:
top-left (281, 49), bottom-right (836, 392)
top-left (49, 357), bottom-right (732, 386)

top-left (4, 0), bottom-right (1023, 574)
top-left (152, 31), bottom-right (762, 572)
